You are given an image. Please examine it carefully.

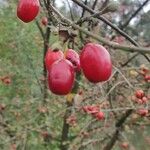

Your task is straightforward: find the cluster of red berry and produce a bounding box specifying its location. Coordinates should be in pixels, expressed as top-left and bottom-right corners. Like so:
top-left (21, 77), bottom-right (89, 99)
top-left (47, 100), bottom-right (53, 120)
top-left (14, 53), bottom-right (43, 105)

top-left (45, 43), bottom-right (112, 95)
top-left (132, 90), bottom-right (149, 117)
top-left (139, 66), bottom-right (150, 83)
top-left (82, 105), bottom-right (105, 121)
top-left (132, 89), bottom-right (149, 104)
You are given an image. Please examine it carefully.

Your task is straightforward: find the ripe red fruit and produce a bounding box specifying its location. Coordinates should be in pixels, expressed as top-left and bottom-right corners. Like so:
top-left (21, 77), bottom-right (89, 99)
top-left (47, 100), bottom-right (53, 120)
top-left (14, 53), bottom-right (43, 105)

top-left (1, 76), bottom-right (11, 85)
top-left (41, 17), bottom-right (48, 26)
top-left (142, 97), bottom-right (148, 104)
top-left (95, 111), bottom-right (105, 120)
top-left (65, 49), bottom-right (81, 72)
top-left (17, 0), bottom-right (40, 23)
top-left (45, 49), bottom-right (64, 71)
top-left (80, 43), bottom-right (112, 83)
top-left (135, 89), bottom-right (144, 99)
top-left (48, 59), bottom-right (75, 95)
top-left (137, 109), bottom-right (148, 117)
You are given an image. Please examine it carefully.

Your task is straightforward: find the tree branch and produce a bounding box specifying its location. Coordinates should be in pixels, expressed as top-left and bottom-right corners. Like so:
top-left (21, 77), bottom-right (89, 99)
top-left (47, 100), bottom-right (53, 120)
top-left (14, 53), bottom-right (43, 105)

top-left (60, 102), bottom-right (72, 150)
top-left (35, 20), bottom-right (45, 39)
top-left (71, 0), bottom-right (140, 47)
top-left (103, 109), bottom-right (133, 150)
top-left (49, 4), bottom-right (150, 54)
top-left (120, 0), bottom-right (149, 29)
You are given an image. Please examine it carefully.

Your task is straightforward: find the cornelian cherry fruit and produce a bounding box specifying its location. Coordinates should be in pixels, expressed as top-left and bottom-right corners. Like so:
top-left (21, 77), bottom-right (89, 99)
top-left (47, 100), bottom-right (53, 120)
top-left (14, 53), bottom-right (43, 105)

top-left (48, 59), bottom-right (75, 95)
top-left (17, 0), bottom-right (40, 23)
top-left (45, 48), bottom-right (64, 71)
top-left (80, 43), bottom-right (112, 83)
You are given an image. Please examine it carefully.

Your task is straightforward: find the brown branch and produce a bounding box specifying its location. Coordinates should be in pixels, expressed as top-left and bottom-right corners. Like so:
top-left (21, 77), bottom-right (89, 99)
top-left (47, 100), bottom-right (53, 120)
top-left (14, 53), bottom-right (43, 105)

top-left (66, 0), bottom-right (74, 21)
top-left (35, 20), bottom-right (45, 39)
top-left (103, 109), bottom-right (133, 150)
top-left (42, 0), bottom-right (52, 101)
top-left (49, 4), bottom-right (150, 54)
top-left (60, 102), bottom-right (73, 150)
top-left (92, 0), bottom-right (98, 10)
top-left (99, 0), bottom-right (109, 10)
top-left (80, 0), bottom-right (88, 19)
top-left (71, 0), bottom-right (150, 64)
top-left (119, 0), bottom-right (150, 66)
top-left (71, 0), bottom-right (140, 47)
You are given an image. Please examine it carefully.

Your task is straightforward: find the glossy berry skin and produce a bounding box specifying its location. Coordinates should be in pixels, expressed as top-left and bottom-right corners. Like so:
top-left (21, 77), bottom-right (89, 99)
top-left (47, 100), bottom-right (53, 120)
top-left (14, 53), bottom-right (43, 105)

top-left (41, 17), bottom-right (48, 26)
top-left (80, 43), bottom-right (112, 83)
top-left (48, 59), bottom-right (75, 95)
top-left (17, 0), bottom-right (40, 23)
top-left (66, 49), bottom-right (81, 72)
top-left (45, 49), bottom-right (64, 71)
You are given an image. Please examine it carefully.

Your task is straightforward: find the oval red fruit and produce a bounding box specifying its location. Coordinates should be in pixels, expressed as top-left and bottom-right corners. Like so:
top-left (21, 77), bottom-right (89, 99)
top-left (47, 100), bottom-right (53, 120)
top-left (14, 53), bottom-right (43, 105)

top-left (48, 59), bottom-right (75, 95)
top-left (80, 43), bottom-right (112, 83)
top-left (45, 49), bottom-right (64, 71)
top-left (41, 17), bottom-right (48, 26)
top-left (17, 0), bottom-right (40, 23)
top-left (66, 49), bottom-right (81, 72)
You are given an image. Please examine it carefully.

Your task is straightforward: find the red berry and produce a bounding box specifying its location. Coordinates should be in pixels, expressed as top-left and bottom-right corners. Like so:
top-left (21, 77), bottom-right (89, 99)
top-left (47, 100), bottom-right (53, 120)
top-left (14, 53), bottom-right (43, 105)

top-left (65, 49), bottom-right (81, 72)
top-left (120, 142), bottom-right (129, 149)
top-left (80, 43), bottom-right (112, 83)
top-left (82, 105), bottom-right (99, 115)
top-left (135, 90), bottom-right (144, 99)
top-left (136, 99), bottom-right (143, 104)
top-left (48, 59), bottom-right (75, 95)
top-left (45, 49), bottom-right (64, 71)
top-left (41, 17), bottom-right (48, 26)
top-left (137, 109), bottom-right (148, 116)
top-left (41, 131), bottom-right (50, 139)
top-left (142, 97), bottom-right (148, 104)
top-left (142, 68), bottom-right (149, 74)
top-left (17, 0), bottom-right (40, 23)
top-left (95, 111), bottom-right (105, 120)
top-left (1, 76), bottom-right (11, 85)
top-left (144, 75), bottom-right (150, 82)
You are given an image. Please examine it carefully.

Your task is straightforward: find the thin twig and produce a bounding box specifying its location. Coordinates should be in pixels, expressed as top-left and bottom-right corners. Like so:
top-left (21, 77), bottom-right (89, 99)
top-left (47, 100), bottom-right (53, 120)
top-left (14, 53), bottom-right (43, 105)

top-left (71, 0), bottom-right (140, 46)
top-left (49, 4), bottom-right (150, 53)
top-left (120, 0), bottom-right (149, 29)
top-left (66, 0), bottom-right (74, 21)
top-left (35, 20), bottom-right (45, 39)
top-left (103, 109), bottom-right (133, 150)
